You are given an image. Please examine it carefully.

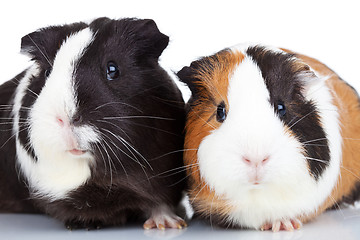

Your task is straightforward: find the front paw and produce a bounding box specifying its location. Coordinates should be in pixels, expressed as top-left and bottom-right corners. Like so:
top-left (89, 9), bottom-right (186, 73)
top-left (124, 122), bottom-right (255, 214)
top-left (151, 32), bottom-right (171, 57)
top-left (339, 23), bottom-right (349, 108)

top-left (65, 219), bottom-right (103, 230)
top-left (260, 218), bottom-right (302, 232)
top-left (143, 205), bottom-right (187, 230)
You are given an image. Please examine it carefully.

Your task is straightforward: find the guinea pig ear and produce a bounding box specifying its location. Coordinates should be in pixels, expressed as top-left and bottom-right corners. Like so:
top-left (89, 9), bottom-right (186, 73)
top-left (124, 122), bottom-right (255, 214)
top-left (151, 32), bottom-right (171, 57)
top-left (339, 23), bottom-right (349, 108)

top-left (20, 22), bottom-right (88, 64)
top-left (177, 60), bottom-right (204, 96)
top-left (132, 19), bottom-right (169, 60)
top-left (293, 63), bottom-right (324, 96)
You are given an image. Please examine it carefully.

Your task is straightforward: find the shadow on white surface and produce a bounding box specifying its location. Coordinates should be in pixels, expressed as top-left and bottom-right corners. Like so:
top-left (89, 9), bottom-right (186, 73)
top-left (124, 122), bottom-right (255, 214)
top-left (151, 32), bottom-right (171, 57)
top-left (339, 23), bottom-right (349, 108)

top-left (0, 208), bottom-right (359, 240)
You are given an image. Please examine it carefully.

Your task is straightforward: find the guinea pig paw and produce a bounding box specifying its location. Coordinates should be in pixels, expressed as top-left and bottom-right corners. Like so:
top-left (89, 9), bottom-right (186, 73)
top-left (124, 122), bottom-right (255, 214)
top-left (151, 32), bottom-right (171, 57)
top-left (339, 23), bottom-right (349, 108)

top-left (260, 219), bottom-right (302, 232)
top-left (143, 206), bottom-right (187, 230)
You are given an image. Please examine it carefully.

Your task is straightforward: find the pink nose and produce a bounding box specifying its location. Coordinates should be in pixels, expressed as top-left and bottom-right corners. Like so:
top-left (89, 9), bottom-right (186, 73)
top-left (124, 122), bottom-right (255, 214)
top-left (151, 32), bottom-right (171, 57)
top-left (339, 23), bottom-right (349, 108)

top-left (242, 156), bottom-right (270, 166)
top-left (56, 116), bottom-right (65, 127)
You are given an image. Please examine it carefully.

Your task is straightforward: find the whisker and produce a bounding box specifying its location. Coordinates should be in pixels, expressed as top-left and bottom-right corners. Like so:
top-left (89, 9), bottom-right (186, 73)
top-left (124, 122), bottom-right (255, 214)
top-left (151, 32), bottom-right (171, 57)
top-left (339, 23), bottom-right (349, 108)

top-left (101, 130), bottom-right (146, 168)
top-left (0, 104), bottom-right (31, 110)
top-left (156, 165), bottom-right (197, 179)
top-left (101, 130), bottom-right (151, 183)
top-left (92, 142), bottom-right (108, 178)
top-left (305, 157), bottom-right (329, 164)
top-left (103, 116), bottom-right (175, 121)
top-left (168, 168), bottom-right (201, 187)
top-left (209, 192), bottom-right (216, 230)
top-left (0, 104), bottom-right (31, 109)
top-left (97, 135), bottom-right (115, 187)
top-left (151, 148), bottom-right (198, 161)
top-left (26, 34), bottom-right (53, 67)
top-left (0, 117), bottom-right (28, 121)
top-left (189, 105), bottom-right (216, 130)
top-left (190, 181), bottom-right (207, 205)
top-left (0, 128), bottom-right (15, 132)
top-left (343, 137), bottom-right (360, 141)
top-left (288, 110), bottom-right (317, 129)
top-left (102, 128), bottom-right (152, 170)
top-left (25, 88), bottom-right (39, 98)
top-left (99, 132), bottom-right (129, 181)
top-left (303, 144), bottom-right (329, 147)
top-left (328, 194), bottom-right (345, 218)
top-left (93, 102), bottom-right (143, 113)
top-left (96, 119), bottom-right (132, 140)
top-left (150, 163), bottom-right (199, 179)
top-left (105, 119), bottom-right (181, 136)
top-left (0, 127), bottom-right (29, 148)
top-left (123, 83), bottom-right (168, 100)
top-left (0, 121), bottom-right (27, 125)
top-left (12, 76), bottom-right (39, 99)
top-left (302, 138), bottom-right (328, 144)
top-left (152, 96), bottom-right (185, 108)
top-left (340, 166), bottom-right (360, 182)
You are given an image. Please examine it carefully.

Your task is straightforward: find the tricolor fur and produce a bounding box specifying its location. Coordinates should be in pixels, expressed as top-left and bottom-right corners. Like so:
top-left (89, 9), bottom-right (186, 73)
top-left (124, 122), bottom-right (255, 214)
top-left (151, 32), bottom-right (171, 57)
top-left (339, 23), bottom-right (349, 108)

top-left (177, 44), bottom-right (360, 229)
top-left (0, 18), bottom-right (186, 228)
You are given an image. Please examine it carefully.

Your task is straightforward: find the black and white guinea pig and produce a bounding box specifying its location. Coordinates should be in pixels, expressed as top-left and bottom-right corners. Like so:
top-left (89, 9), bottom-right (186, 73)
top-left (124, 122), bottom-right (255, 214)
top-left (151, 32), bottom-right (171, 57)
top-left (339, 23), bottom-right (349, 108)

top-left (0, 17), bottom-right (187, 230)
top-left (177, 43), bottom-right (360, 231)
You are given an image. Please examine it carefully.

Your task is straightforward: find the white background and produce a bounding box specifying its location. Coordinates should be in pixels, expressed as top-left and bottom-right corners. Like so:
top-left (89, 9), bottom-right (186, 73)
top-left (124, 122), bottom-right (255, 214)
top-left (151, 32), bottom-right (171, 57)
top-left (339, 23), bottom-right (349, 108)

top-left (0, 0), bottom-right (359, 100)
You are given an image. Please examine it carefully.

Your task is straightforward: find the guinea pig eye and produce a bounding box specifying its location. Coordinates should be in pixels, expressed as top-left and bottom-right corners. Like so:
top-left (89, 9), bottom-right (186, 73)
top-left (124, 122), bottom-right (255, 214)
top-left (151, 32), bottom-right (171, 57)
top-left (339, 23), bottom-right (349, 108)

top-left (44, 68), bottom-right (52, 78)
top-left (277, 103), bottom-right (286, 116)
top-left (106, 61), bottom-right (120, 81)
top-left (216, 102), bottom-right (227, 123)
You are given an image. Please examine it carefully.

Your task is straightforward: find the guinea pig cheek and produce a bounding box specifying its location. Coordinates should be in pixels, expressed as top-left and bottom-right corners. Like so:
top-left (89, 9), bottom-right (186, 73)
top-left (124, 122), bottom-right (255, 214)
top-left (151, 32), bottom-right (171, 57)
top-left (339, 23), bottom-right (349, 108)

top-left (197, 130), bottom-right (249, 198)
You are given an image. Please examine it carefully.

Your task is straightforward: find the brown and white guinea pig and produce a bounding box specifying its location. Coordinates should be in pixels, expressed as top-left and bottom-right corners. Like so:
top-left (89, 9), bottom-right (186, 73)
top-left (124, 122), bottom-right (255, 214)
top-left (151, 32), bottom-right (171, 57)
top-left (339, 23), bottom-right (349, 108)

top-left (177, 43), bottom-right (360, 231)
top-left (0, 17), bottom-right (187, 230)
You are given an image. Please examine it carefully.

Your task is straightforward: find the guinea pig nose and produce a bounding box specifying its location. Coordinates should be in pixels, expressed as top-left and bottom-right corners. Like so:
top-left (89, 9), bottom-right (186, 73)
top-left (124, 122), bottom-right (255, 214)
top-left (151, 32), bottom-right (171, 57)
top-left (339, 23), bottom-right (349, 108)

top-left (242, 156), bottom-right (270, 166)
top-left (56, 117), bottom-right (65, 127)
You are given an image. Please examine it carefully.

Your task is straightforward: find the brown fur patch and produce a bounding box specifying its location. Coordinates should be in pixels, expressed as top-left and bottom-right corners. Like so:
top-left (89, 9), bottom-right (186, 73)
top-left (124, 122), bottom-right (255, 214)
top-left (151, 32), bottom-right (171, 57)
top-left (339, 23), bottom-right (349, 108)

top-left (284, 49), bottom-right (360, 223)
top-left (184, 50), bottom-right (244, 218)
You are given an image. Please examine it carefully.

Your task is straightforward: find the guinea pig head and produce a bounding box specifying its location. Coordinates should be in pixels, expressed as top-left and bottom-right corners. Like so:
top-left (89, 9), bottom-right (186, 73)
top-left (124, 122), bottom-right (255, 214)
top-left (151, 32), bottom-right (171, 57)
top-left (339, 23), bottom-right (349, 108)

top-left (177, 45), bottom-right (341, 228)
top-left (18, 18), bottom-right (171, 200)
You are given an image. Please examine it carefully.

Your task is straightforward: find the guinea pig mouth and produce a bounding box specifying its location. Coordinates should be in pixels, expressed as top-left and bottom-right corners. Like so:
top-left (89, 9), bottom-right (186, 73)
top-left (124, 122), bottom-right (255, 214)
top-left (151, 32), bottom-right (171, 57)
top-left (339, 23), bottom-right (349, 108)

top-left (68, 149), bottom-right (87, 155)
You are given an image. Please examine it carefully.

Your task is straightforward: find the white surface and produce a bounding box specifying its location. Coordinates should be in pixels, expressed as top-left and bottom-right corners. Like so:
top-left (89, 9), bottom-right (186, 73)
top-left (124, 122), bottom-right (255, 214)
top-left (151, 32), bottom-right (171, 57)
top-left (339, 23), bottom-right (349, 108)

top-left (0, 208), bottom-right (360, 240)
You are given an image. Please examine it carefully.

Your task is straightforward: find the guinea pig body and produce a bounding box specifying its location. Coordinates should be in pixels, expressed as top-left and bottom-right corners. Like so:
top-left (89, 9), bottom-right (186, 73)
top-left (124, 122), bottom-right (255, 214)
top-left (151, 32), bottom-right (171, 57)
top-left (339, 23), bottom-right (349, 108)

top-left (0, 18), bottom-right (186, 229)
top-left (177, 44), bottom-right (360, 231)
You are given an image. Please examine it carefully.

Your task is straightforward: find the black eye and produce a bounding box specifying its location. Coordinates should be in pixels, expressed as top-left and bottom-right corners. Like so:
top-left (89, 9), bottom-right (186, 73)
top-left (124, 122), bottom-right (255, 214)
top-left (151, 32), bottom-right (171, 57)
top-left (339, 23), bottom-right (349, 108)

top-left (216, 102), bottom-right (227, 122)
top-left (277, 103), bottom-right (286, 116)
top-left (44, 68), bottom-right (52, 78)
top-left (106, 61), bottom-right (120, 81)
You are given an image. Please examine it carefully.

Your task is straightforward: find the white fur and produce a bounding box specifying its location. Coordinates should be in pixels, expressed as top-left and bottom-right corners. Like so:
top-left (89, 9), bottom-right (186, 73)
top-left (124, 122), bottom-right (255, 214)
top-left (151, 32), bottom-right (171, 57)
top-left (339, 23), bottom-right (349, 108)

top-left (197, 45), bottom-right (341, 229)
top-left (13, 28), bottom-right (100, 201)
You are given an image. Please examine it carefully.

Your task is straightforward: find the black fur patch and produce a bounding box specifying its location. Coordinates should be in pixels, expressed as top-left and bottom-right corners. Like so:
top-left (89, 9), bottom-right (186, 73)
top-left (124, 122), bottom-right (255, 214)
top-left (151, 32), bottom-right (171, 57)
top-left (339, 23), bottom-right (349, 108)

top-left (246, 46), bottom-right (330, 180)
top-left (0, 71), bottom-right (39, 213)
